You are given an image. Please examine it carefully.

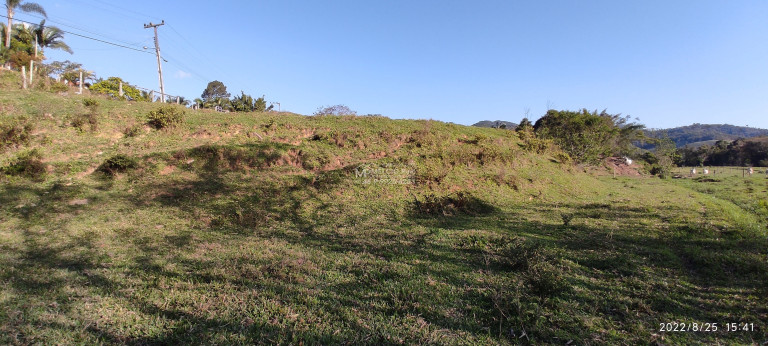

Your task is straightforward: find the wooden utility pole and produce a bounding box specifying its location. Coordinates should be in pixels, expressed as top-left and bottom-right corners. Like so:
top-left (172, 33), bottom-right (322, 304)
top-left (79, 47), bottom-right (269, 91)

top-left (144, 20), bottom-right (166, 103)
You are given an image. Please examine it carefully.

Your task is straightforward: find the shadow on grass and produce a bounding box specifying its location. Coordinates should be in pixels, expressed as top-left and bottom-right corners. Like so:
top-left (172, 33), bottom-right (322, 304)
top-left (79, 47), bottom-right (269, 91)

top-left (1, 156), bottom-right (767, 344)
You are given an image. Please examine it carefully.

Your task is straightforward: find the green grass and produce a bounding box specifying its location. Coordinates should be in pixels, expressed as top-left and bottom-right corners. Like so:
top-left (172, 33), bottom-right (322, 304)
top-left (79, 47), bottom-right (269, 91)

top-left (1, 80), bottom-right (766, 344)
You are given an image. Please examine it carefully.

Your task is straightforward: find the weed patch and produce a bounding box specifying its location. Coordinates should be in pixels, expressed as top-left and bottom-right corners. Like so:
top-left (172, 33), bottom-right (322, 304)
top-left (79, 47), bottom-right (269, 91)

top-left (1, 149), bottom-right (46, 180)
top-left (412, 191), bottom-right (495, 216)
top-left (97, 154), bottom-right (138, 176)
top-left (0, 117), bottom-right (34, 150)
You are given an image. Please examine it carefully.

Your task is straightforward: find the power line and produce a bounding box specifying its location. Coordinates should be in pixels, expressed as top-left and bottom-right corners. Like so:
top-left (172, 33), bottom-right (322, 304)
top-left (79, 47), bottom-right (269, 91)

top-left (1, 14), bottom-right (153, 55)
top-left (18, 13), bottom-right (148, 51)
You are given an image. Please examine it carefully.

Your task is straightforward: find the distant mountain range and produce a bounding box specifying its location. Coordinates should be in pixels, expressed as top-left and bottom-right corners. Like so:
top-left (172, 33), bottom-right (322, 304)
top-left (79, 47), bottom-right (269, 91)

top-left (471, 120), bottom-right (517, 129)
top-left (644, 124), bottom-right (768, 148)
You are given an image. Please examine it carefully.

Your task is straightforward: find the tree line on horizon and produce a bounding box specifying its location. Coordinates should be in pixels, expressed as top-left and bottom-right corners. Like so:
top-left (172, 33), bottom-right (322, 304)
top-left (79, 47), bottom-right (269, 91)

top-left (677, 138), bottom-right (768, 167)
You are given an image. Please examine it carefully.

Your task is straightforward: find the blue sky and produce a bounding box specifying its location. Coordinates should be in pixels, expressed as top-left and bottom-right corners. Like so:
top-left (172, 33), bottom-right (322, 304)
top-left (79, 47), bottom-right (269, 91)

top-left (14, 0), bottom-right (768, 129)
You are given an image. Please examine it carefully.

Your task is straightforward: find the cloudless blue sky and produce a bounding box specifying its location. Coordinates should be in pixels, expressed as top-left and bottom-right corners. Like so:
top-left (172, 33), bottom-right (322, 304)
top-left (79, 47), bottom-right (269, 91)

top-left (14, 0), bottom-right (768, 129)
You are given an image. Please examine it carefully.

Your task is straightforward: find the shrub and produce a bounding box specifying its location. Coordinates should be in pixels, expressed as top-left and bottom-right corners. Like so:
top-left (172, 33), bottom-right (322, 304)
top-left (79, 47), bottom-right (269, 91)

top-left (9, 51), bottom-right (32, 70)
top-left (123, 124), bottom-right (143, 137)
top-left (517, 129), bottom-right (552, 154)
top-left (90, 77), bottom-right (147, 101)
top-left (70, 113), bottom-right (98, 132)
top-left (2, 149), bottom-right (46, 180)
top-left (495, 237), bottom-right (569, 297)
top-left (70, 98), bottom-right (100, 132)
top-left (147, 106), bottom-right (185, 129)
top-left (412, 191), bottom-right (495, 216)
top-left (48, 82), bottom-right (69, 93)
top-left (0, 118), bottom-right (34, 151)
top-left (83, 98), bottom-right (99, 109)
top-left (97, 154), bottom-right (138, 175)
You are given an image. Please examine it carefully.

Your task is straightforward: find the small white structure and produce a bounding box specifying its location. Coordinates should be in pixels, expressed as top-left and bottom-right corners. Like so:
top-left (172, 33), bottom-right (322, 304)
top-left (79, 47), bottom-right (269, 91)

top-left (748, 167), bottom-right (754, 175)
top-left (623, 157), bottom-right (633, 165)
top-left (703, 169), bottom-right (709, 175)
top-left (690, 168), bottom-right (697, 175)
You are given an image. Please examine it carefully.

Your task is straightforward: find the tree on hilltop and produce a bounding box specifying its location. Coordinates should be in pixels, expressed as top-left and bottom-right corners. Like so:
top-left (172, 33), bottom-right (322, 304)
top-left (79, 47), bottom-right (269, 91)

top-left (201, 80), bottom-right (230, 105)
top-left (313, 105), bottom-right (357, 116)
top-left (533, 109), bottom-right (644, 164)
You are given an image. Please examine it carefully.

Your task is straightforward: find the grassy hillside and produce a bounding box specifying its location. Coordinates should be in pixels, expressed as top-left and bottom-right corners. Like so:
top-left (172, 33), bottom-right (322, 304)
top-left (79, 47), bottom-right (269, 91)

top-left (1, 73), bottom-right (767, 344)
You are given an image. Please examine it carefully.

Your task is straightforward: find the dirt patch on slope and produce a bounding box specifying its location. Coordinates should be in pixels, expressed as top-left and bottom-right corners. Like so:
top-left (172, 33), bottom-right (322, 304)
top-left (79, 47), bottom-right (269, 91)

top-left (603, 157), bottom-right (642, 176)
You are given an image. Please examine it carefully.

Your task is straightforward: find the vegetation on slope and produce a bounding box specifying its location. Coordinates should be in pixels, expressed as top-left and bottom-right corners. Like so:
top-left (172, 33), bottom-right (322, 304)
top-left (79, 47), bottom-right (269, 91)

top-left (1, 79), bottom-right (766, 344)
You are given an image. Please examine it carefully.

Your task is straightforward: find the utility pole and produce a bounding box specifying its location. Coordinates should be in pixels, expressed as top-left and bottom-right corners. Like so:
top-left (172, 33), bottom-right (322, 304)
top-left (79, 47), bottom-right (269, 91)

top-left (144, 20), bottom-right (166, 103)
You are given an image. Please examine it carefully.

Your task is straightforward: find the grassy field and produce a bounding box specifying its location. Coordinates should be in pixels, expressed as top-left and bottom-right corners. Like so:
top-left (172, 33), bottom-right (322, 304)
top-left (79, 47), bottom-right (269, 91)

top-left (1, 73), bottom-right (767, 344)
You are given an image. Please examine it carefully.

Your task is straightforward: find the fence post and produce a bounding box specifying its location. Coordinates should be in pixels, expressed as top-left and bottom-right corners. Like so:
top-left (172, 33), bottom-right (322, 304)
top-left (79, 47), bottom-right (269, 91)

top-left (119, 82), bottom-right (124, 97)
top-left (21, 66), bottom-right (27, 89)
top-left (29, 60), bottom-right (34, 87)
top-left (79, 71), bottom-right (83, 94)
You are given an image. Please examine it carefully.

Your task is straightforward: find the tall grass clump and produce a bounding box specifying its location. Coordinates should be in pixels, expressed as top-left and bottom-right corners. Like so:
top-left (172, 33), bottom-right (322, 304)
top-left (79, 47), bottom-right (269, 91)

top-left (71, 98), bottom-right (100, 132)
top-left (1, 149), bottom-right (46, 180)
top-left (0, 117), bottom-right (34, 151)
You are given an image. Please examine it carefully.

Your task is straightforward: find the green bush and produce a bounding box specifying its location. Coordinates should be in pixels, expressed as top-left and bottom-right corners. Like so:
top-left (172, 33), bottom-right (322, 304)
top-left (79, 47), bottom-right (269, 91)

top-left (2, 149), bottom-right (46, 180)
top-left (533, 109), bottom-right (644, 164)
top-left (0, 117), bottom-right (34, 151)
top-left (97, 154), bottom-right (138, 175)
top-left (147, 106), bottom-right (185, 129)
top-left (48, 82), bottom-right (68, 93)
top-left (90, 77), bottom-right (147, 101)
top-left (517, 129), bottom-right (553, 154)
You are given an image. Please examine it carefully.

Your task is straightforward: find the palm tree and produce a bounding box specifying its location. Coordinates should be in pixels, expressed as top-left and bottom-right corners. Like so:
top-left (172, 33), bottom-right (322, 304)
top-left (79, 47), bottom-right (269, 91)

top-left (34, 20), bottom-right (72, 56)
top-left (5, 0), bottom-right (46, 49)
top-left (166, 96), bottom-right (190, 106)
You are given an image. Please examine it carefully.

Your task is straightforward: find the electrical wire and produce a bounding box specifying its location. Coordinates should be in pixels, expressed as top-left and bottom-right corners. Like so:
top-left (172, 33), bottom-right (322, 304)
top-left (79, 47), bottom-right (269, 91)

top-left (2, 14), bottom-right (153, 55)
top-left (5, 8), bottom-right (228, 99)
top-left (18, 13), bottom-right (149, 51)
